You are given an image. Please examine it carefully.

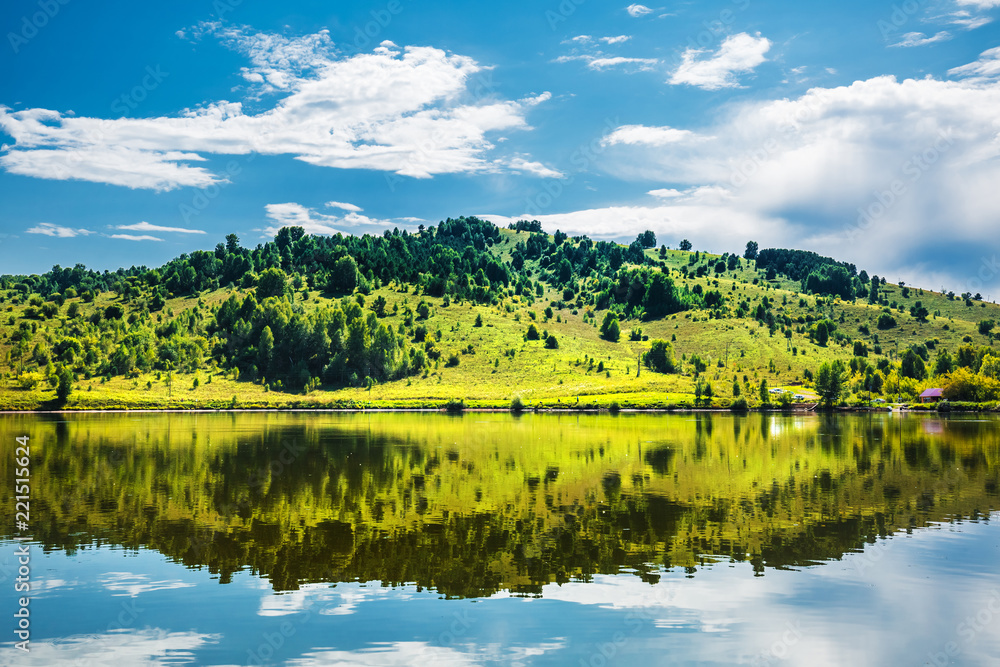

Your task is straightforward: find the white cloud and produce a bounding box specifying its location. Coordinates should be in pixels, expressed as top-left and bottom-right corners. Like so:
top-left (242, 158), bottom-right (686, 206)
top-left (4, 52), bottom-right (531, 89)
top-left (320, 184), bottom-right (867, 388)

top-left (942, 10), bottom-right (993, 29)
top-left (505, 156), bottom-right (564, 178)
top-left (601, 35), bottom-right (632, 44)
top-left (25, 223), bottom-right (94, 238)
top-left (626, 4), bottom-right (653, 17)
top-left (116, 221), bottom-right (206, 234)
top-left (602, 124), bottom-right (698, 146)
top-left (556, 54), bottom-right (659, 71)
top-left (955, 0), bottom-right (1000, 8)
top-left (648, 188), bottom-right (685, 198)
top-left (890, 31), bottom-right (953, 47)
top-left (110, 234), bottom-right (164, 242)
top-left (948, 45), bottom-right (1000, 80)
top-left (669, 33), bottom-right (771, 90)
top-left (588, 56), bottom-right (659, 70)
top-left (262, 202), bottom-right (418, 237)
top-left (325, 201), bottom-right (363, 212)
top-left (509, 74), bottom-right (1000, 290)
top-left (0, 26), bottom-right (551, 190)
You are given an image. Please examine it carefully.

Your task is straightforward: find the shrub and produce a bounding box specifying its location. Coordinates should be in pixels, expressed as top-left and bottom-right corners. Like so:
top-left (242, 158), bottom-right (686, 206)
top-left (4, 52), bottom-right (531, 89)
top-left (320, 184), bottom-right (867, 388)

top-left (643, 340), bottom-right (678, 374)
top-left (544, 334), bottom-right (559, 349)
top-left (729, 396), bottom-right (749, 411)
top-left (510, 396), bottom-right (525, 413)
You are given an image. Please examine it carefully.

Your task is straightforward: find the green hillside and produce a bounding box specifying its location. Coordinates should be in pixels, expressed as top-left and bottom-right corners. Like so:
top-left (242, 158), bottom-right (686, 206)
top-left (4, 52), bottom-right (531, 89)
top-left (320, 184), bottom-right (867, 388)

top-left (1, 217), bottom-right (998, 410)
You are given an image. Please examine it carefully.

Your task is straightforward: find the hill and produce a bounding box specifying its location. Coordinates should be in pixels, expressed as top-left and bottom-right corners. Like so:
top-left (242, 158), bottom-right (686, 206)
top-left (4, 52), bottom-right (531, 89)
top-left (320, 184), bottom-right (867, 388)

top-left (1, 217), bottom-right (998, 410)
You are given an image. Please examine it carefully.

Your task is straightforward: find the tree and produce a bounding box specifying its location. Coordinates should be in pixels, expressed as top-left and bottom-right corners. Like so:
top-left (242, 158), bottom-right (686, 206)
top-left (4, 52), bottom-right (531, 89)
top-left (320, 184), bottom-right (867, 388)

top-left (55, 365), bottom-right (73, 402)
top-left (526, 324), bottom-right (540, 340)
top-left (257, 268), bottom-right (287, 299)
top-left (104, 305), bottom-right (124, 320)
top-left (679, 239), bottom-right (692, 251)
top-left (225, 233), bottom-right (241, 254)
top-left (815, 360), bottom-right (846, 407)
top-left (643, 272), bottom-right (682, 318)
top-left (901, 349), bottom-right (926, 380)
top-left (759, 379), bottom-right (769, 404)
top-left (258, 326), bottom-right (274, 377)
top-left (643, 340), bottom-right (678, 373)
top-left (979, 319), bottom-right (996, 335)
top-left (814, 321), bottom-right (829, 346)
top-left (600, 313), bottom-right (620, 342)
top-left (934, 350), bottom-right (954, 376)
top-left (330, 256), bottom-right (359, 293)
top-left (372, 295), bottom-right (387, 317)
top-left (637, 230), bottom-right (656, 248)
top-left (474, 313), bottom-right (483, 327)
top-left (545, 334), bottom-right (559, 349)
top-left (877, 312), bottom-right (896, 330)
top-left (909, 301), bottom-right (929, 322)
top-left (744, 241), bottom-right (759, 260)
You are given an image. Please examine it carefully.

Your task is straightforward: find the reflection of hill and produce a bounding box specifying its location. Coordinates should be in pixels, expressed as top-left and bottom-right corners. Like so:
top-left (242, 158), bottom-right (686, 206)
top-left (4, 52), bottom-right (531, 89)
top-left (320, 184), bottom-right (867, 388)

top-left (1, 413), bottom-right (997, 597)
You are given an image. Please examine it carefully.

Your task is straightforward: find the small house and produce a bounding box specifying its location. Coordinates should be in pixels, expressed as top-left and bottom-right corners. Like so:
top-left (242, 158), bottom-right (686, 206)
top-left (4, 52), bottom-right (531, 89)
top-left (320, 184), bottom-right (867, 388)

top-left (919, 388), bottom-right (944, 403)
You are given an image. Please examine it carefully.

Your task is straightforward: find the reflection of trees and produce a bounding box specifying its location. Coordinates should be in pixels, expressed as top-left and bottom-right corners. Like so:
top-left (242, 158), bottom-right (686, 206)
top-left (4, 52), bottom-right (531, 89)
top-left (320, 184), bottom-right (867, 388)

top-left (1, 413), bottom-right (997, 597)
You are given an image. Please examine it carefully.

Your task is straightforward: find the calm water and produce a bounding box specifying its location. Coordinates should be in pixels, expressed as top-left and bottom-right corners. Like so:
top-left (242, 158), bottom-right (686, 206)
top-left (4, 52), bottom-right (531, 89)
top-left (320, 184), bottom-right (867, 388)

top-left (0, 412), bottom-right (998, 666)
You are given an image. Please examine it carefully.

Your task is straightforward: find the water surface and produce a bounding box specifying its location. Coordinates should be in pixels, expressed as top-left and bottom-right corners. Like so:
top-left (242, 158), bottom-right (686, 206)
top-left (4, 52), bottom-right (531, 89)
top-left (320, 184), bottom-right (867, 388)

top-left (1, 412), bottom-right (998, 665)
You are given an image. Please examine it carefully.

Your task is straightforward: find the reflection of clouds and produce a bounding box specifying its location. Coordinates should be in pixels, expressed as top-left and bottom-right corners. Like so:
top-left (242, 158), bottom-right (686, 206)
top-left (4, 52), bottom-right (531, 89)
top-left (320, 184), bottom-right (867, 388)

top-left (535, 516), bottom-right (1000, 666)
top-left (258, 581), bottom-right (412, 617)
top-left (287, 639), bottom-right (566, 666)
top-left (0, 628), bottom-right (220, 666)
top-left (100, 572), bottom-right (195, 597)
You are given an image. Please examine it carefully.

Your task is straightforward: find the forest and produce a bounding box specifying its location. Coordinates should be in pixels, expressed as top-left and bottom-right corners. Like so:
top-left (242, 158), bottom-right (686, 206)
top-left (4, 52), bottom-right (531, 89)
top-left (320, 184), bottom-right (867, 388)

top-left (1, 216), bottom-right (998, 410)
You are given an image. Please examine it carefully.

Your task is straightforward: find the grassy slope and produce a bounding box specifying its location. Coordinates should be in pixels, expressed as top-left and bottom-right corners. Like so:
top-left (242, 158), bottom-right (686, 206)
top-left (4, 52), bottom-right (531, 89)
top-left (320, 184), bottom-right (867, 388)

top-left (1, 228), bottom-right (998, 409)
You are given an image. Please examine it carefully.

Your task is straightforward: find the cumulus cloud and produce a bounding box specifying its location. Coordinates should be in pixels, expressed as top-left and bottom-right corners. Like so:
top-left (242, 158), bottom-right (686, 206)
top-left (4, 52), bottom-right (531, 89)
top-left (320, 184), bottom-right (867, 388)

top-left (25, 223), bottom-right (93, 238)
top-left (626, 4), bottom-right (653, 17)
top-left (890, 31), bottom-right (952, 47)
top-left (501, 73), bottom-right (1000, 290)
top-left (669, 33), bottom-right (771, 90)
top-left (116, 221), bottom-right (206, 234)
top-left (0, 26), bottom-right (551, 191)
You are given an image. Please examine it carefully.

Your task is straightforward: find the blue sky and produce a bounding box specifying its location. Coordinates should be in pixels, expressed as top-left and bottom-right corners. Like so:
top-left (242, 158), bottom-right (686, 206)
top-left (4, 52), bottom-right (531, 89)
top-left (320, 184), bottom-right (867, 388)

top-left (1, 0), bottom-right (999, 296)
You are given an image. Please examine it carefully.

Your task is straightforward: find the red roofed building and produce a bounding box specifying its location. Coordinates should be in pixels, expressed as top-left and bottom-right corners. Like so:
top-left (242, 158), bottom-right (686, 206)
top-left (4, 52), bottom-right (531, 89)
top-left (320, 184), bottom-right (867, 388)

top-left (919, 388), bottom-right (944, 403)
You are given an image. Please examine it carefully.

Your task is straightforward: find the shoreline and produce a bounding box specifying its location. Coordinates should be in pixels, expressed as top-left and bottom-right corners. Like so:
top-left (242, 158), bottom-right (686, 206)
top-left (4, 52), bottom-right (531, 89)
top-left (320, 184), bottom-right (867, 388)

top-left (0, 405), bottom-right (993, 415)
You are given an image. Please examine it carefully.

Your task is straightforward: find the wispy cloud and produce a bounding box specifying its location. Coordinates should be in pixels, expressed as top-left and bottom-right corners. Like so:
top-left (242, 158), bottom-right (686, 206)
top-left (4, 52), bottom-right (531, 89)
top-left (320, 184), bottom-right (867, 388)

top-left (626, 4), bottom-right (653, 17)
top-left (601, 35), bottom-right (632, 44)
top-left (110, 234), bottom-right (163, 242)
top-left (955, 0), bottom-right (1000, 8)
top-left (262, 202), bottom-right (420, 237)
top-left (602, 124), bottom-right (698, 146)
top-left (0, 26), bottom-right (552, 191)
top-left (948, 45), bottom-right (1000, 79)
top-left (669, 32), bottom-right (771, 90)
top-left (890, 31), bottom-right (952, 47)
top-left (325, 201), bottom-right (363, 212)
top-left (25, 223), bottom-right (94, 238)
top-left (116, 221), bottom-right (206, 234)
